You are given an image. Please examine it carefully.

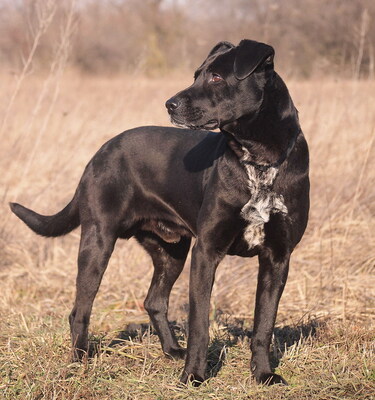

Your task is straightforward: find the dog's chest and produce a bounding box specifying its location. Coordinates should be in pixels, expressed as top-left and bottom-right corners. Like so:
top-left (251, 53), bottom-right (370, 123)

top-left (240, 162), bottom-right (287, 249)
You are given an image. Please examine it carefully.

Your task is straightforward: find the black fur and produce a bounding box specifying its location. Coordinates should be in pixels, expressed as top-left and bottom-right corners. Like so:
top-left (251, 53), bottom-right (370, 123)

top-left (10, 39), bottom-right (309, 386)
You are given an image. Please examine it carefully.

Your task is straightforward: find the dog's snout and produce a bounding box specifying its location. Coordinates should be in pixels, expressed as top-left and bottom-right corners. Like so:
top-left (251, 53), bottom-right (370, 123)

top-left (165, 98), bottom-right (180, 112)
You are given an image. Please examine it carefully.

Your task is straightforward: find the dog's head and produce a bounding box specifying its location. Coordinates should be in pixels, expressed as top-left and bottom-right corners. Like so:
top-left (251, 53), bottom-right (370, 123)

top-left (166, 39), bottom-right (275, 131)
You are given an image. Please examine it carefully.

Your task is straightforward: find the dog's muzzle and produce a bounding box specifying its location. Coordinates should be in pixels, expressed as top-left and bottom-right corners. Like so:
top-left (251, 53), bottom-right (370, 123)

top-left (165, 98), bottom-right (219, 130)
top-left (169, 116), bottom-right (219, 131)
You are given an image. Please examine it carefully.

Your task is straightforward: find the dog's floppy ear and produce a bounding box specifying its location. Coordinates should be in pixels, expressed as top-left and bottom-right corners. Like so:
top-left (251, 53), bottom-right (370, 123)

top-left (206, 41), bottom-right (235, 58)
top-left (234, 39), bottom-right (275, 80)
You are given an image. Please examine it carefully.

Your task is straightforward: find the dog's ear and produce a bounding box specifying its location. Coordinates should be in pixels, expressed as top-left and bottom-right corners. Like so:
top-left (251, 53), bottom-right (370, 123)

top-left (206, 41), bottom-right (235, 58)
top-left (234, 39), bottom-right (275, 80)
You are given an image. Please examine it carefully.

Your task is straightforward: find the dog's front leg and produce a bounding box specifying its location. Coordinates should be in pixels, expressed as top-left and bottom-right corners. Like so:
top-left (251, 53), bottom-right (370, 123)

top-left (251, 245), bottom-right (290, 385)
top-left (180, 240), bottom-right (223, 386)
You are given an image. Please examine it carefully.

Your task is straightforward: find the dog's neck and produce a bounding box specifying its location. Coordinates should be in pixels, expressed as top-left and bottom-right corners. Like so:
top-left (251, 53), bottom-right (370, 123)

top-left (221, 74), bottom-right (300, 171)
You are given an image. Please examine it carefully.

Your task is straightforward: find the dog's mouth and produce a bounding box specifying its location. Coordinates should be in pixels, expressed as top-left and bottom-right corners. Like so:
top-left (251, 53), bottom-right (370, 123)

top-left (170, 116), bottom-right (219, 131)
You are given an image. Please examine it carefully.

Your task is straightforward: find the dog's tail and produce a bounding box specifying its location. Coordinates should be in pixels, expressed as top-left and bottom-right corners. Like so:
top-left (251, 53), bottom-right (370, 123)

top-left (9, 193), bottom-right (80, 237)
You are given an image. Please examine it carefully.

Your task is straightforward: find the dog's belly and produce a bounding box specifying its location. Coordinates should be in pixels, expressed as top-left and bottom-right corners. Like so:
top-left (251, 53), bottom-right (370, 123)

top-left (140, 219), bottom-right (192, 243)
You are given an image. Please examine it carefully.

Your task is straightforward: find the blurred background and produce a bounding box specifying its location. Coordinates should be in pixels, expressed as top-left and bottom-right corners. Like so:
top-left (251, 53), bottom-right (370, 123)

top-left (1, 0), bottom-right (375, 78)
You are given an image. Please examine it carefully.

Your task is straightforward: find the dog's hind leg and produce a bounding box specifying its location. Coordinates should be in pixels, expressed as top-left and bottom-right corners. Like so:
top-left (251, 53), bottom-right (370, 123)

top-left (137, 234), bottom-right (191, 360)
top-left (69, 222), bottom-right (117, 361)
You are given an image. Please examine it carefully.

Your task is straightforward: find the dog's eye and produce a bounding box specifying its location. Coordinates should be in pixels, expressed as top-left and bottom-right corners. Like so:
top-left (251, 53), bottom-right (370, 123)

top-left (209, 73), bottom-right (223, 83)
top-left (265, 55), bottom-right (273, 64)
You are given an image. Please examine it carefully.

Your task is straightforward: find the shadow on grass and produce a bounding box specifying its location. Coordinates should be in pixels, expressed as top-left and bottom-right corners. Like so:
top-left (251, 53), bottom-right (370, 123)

top-left (206, 314), bottom-right (325, 378)
top-left (87, 322), bottom-right (154, 356)
top-left (89, 314), bottom-right (324, 379)
top-left (104, 321), bottom-right (186, 348)
top-left (270, 319), bottom-right (324, 369)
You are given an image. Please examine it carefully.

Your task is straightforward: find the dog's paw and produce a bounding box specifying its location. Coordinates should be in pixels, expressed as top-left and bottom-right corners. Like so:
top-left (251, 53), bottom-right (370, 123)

top-left (258, 372), bottom-right (288, 386)
top-left (179, 370), bottom-right (205, 387)
top-left (71, 348), bottom-right (87, 363)
top-left (165, 347), bottom-right (187, 360)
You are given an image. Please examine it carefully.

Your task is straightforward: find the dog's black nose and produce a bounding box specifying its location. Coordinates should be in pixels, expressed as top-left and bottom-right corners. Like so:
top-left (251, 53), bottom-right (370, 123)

top-left (165, 98), bottom-right (180, 111)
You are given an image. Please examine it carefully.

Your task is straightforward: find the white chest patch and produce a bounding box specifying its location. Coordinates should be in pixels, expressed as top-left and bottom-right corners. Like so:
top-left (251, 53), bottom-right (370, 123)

top-left (240, 159), bottom-right (288, 249)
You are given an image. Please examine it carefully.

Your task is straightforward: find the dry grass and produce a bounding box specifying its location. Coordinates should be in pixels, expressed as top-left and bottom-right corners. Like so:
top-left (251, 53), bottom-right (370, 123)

top-left (0, 72), bottom-right (374, 399)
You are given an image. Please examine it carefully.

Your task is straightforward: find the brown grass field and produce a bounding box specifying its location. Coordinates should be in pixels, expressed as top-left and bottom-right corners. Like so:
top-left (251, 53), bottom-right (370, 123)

top-left (0, 72), bottom-right (374, 399)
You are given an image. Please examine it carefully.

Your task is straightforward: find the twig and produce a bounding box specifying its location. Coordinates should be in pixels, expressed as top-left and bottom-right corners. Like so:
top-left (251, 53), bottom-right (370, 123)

top-left (0, 0), bottom-right (57, 137)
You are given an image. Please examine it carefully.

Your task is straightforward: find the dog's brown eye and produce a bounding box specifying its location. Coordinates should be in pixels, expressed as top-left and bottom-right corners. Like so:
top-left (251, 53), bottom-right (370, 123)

top-left (210, 73), bottom-right (223, 83)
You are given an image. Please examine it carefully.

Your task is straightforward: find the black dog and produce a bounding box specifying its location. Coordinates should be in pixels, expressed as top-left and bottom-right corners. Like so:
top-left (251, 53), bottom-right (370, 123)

top-left (10, 39), bottom-right (309, 386)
